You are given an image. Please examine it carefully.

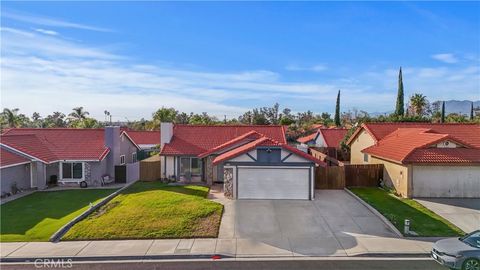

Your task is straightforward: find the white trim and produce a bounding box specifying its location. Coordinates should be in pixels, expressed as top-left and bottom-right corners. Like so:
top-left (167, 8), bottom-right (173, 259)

top-left (59, 161), bottom-right (85, 181)
top-left (0, 161), bottom-right (30, 169)
top-left (132, 152), bottom-right (137, 163)
top-left (120, 155), bottom-right (126, 165)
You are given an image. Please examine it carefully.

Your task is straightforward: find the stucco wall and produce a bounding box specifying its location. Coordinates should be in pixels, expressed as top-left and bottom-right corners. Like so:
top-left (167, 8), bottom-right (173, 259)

top-left (45, 163), bottom-right (59, 184)
top-left (350, 129), bottom-right (375, 164)
top-left (412, 165), bottom-right (480, 198)
top-left (1, 163), bottom-right (31, 194)
top-left (120, 134), bottom-right (139, 164)
top-left (90, 159), bottom-right (108, 182)
top-left (315, 134), bottom-right (327, 147)
top-left (370, 156), bottom-right (410, 197)
top-left (161, 156), bottom-right (176, 178)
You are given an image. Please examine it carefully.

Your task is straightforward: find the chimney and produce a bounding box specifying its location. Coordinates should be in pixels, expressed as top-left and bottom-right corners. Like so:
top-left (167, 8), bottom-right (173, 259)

top-left (104, 126), bottom-right (120, 176)
top-left (160, 122), bottom-right (173, 148)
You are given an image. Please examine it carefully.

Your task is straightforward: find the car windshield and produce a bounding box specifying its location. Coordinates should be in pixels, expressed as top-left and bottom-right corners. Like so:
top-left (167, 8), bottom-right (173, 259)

top-left (460, 231), bottom-right (480, 249)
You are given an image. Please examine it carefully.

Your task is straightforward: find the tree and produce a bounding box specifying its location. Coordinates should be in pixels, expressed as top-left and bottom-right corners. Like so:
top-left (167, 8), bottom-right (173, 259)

top-left (69, 107), bottom-right (89, 121)
top-left (44, 112), bottom-right (66, 127)
top-left (152, 107), bottom-right (177, 123)
top-left (31, 112), bottom-right (43, 128)
top-left (441, 101), bottom-right (446, 123)
top-left (471, 102), bottom-right (474, 120)
top-left (409, 93), bottom-right (428, 116)
top-left (279, 108), bottom-right (295, 125)
top-left (334, 90), bottom-right (341, 127)
top-left (175, 112), bottom-right (191, 124)
top-left (1, 108), bottom-right (22, 128)
top-left (395, 67), bottom-right (404, 117)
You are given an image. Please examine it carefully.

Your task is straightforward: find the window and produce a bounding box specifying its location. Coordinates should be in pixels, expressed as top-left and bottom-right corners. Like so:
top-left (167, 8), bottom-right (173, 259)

top-left (363, 153), bottom-right (369, 162)
top-left (257, 148), bottom-right (281, 163)
top-left (120, 155), bottom-right (125, 165)
top-left (179, 157), bottom-right (202, 176)
top-left (61, 162), bottom-right (83, 180)
top-left (132, 152), bottom-right (137, 163)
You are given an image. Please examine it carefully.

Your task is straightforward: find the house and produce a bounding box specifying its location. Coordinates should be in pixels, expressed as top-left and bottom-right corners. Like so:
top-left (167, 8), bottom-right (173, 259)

top-left (297, 128), bottom-right (348, 160)
top-left (347, 123), bottom-right (480, 198)
top-left (122, 129), bottom-right (160, 159)
top-left (159, 123), bottom-right (326, 200)
top-left (0, 127), bottom-right (140, 195)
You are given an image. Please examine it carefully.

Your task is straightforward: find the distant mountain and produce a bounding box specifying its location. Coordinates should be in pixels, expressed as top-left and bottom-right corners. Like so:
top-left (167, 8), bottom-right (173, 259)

top-left (368, 100), bottom-right (479, 117)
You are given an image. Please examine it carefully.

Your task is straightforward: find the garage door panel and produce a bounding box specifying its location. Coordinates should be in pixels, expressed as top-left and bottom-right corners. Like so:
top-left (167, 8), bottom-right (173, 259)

top-left (413, 166), bottom-right (480, 198)
top-left (238, 167), bottom-right (310, 200)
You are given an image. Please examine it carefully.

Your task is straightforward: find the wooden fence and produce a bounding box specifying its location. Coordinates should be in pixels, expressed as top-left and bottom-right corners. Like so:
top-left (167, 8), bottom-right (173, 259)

top-left (315, 164), bottom-right (383, 189)
top-left (139, 155), bottom-right (162, 181)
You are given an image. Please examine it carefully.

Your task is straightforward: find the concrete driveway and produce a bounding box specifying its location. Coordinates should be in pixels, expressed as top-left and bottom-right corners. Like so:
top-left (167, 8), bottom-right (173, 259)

top-left (217, 190), bottom-right (401, 256)
top-left (415, 198), bottom-right (480, 233)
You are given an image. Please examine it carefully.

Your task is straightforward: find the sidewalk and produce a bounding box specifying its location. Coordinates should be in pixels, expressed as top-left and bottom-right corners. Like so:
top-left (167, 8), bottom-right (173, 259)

top-left (1, 236), bottom-right (435, 262)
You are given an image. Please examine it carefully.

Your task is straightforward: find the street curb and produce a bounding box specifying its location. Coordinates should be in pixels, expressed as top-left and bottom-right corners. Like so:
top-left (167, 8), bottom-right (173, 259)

top-left (49, 180), bottom-right (138, 242)
top-left (344, 188), bottom-right (404, 238)
top-left (0, 253), bottom-right (431, 263)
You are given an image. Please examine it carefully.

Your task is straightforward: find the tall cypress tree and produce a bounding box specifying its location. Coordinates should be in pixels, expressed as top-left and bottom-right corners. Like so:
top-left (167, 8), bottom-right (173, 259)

top-left (395, 67), bottom-right (405, 117)
top-left (441, 101), bottom-right (445, 123)
top-left (471, 102), bottom-right (475, 120)
top-left (334, 90), bottom-right (341, 127)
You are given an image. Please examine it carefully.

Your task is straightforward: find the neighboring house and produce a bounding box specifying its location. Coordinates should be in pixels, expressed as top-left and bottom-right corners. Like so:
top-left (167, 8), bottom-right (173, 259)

top-left (0, 147), bottom-right (32, 195)
top-left (297, 128), bottom-right (348, 160)
top-left (347, 123), bottom-right (480, 198)
top-left (122, 130), bottom-right (160, 153)
top-left (0, 127), bottom-right (140, 195)
top-left (159, 123), bottom-right (325, 200)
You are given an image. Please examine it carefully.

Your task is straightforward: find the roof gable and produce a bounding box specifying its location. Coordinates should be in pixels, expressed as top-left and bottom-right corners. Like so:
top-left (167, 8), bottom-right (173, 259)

top-left (0, 147), bottom-right (31, 168)
top-left (318, 128), bottom-right (348, 147)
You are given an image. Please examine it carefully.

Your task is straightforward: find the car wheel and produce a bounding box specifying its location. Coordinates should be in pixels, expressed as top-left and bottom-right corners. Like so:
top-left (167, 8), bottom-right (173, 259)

top-left (463, 258), bottom-right (480, 270)
top-left (80, 181), bottom-right (88, 188)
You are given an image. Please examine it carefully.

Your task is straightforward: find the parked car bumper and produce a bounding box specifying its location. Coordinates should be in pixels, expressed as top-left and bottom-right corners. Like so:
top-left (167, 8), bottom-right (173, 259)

top-left (431, 250), bottom-right (462, 269)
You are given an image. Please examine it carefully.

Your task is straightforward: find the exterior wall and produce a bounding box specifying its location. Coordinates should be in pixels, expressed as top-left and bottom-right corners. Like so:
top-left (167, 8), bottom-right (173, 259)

top-left (45, 163), bottom-right (59, 184)
top-left (90, 159), bottom-right (108, 182)
top-left (350, 129), bottom-right (375, 164)
top-left (205, 156), bottom-right (215, 185)
top-left (1, 163), bottom-right (31, 194)
top-left (370, 156), bottom-right (410, 197)
top-left (31, 161), bottom-right (47, 189)
top-left (161, 156), bottom-right (176, 178)
top-left (105, 126), bottom-right (120, 177)
top-left (281, 149), bottom-right (310, 163)
top-left (412, 165), bottom-right (480, 198)
top-left (126, 162), bottom-right (140, 182)
top-left (120, 134), bottom-right (139, 164)
top-left (314, 134), bottom-right (327, 147)
top-left (229, 150), bottom-right (256, 162)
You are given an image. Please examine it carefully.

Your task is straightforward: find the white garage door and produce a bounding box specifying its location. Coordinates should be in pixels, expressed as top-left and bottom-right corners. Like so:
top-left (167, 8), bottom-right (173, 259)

top-left (413, 166), bottom-right (480, 198)
top-left (237, 167), bottom-right (310, 200)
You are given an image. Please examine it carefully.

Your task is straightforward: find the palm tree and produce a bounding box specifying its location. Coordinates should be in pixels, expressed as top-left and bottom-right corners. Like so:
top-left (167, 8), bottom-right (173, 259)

top-left (69, 107), bottom-right (89, 121)
top-left (1, 108), bottom-right (22, 127)
top-left (410, 93), bottom-right (427, 116)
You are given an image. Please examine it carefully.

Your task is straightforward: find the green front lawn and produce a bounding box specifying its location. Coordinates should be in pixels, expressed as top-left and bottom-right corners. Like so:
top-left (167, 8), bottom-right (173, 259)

top-left (349, 187), bottom-right (464, 237)
top-left (63, 182), bottom-right (223, 240)
top-left (1, 189), bottom-right (117, 242)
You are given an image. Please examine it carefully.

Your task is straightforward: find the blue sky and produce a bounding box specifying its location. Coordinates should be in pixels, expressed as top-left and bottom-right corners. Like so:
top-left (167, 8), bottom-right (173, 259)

top-left (1, 2), bottom-right (479, 120)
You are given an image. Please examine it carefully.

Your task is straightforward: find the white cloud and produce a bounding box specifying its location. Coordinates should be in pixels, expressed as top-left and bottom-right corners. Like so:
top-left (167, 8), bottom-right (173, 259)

top-left (285, 64), bottom-right (328, 72)
top-left (3, 10), bottom-right (111, 32)
top-left (34, 28), bottom-right (59, 36)
top-left (1, 25), bottom-right (478, 120)
top-left (431, 53), bottom-right (458, 64)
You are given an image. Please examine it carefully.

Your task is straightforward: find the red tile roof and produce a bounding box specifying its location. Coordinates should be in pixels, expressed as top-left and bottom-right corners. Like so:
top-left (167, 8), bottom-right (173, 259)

top-left (0, 128), bottom-right (111, 163)
top-left (123, 130), bottom-right (160, 145)
top-left (347, 123), bottom-right (480, 147)
top-left (0, 148), bottom-right (30, 168)
top-left (160, 125), bottom-right (287, 156)
top-left (318, 128), bottom-right (348, 148)
top-left (296, 132), bottom-right (318, 144)
top-left (213, 136), bottom-right (326, 166)
top-left (362, 128), bottom-right (480, 164)
top-left (198, 131), bottom-right (262, 158)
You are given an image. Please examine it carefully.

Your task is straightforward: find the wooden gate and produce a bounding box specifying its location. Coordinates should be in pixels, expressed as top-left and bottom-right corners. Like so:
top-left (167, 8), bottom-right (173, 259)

top-left (115, 165), bottom-right (127, 183)
top-left (315, 164), bottom-right (383, 189)
top-left (139, 155), bottom-right (162, 181)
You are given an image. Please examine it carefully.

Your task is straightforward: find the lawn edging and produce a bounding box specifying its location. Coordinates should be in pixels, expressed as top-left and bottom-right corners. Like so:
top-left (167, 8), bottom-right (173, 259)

top-left (49, 180), bottom-right (138, 242)
top-left (344, 188), bottom-right (403, 237)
